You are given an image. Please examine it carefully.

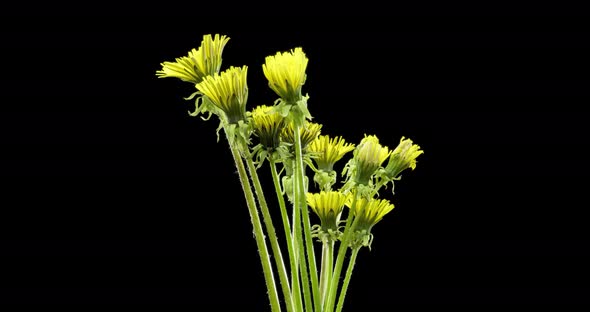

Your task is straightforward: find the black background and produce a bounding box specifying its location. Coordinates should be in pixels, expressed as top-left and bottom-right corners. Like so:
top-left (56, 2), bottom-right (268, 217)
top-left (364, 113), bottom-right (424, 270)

top-left (1, 11), bottom-right (590, 307)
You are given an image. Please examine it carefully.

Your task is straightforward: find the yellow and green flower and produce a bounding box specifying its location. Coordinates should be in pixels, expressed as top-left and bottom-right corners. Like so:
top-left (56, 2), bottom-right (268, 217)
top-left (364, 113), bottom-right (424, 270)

top-left (308, 135), bottom-right (355, 172)
top-left (307, 191), bottom-right (349, 233)
top-left (347, 135), bottom-right (390, 186)
top-left (156, 34), bottom-right (230, 84)
top-left (252, 105), bottom-right (286, 151)
top-left (281, 121), bottom-right (322, 150)
top-left (262, 47), bottom-right (308, 104)
top-left (196, 66), bottom-right (249, 124)
top-left (347, 197), bottom-right (395, 248)
top-left (384, 137), bottom-right (424, 179)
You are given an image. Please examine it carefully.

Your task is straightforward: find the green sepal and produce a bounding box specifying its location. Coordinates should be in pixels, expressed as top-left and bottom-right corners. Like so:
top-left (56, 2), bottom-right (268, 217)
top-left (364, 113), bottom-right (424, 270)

top-left (272, 98), bottom-right (292, 118)
top-left (215, 120), bottom-right (224, 142)
top-left (296, 94), bottom-right (312, 120)
top-left (313, 169), bottom-right (337, 192)
top-left (187, 92), bottom-right (216, 121)
top-left (251, 144), bottom-right (268, 168)
top-left (282, 174), bottom-right (294, 202)
top-left (311, 224), bottom-right (342, 243)
top-left (289, 95), bottom-right (311, 128)
top-left (350, 229), bottom-right (374, 250)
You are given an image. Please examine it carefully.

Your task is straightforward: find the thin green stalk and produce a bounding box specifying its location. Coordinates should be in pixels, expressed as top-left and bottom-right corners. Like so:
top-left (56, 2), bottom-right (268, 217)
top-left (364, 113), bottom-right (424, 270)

top-left (270, 156), bottom-right (302, 312)
top-left (293, 125), bottom-right (321, 311)
top-left (324, 192), bottom-right (357, 312)
top-left (319, 240), bottom-right (334, 306)
top-left (227, 135), bottom-right (281, 312)
top-left (298, 220), bottom-right (313, 312)
top-left (324, 227), bottom-right (350, 312)
top-left (319, 242), bottom-right (328, 300)
top-left (294, 167), bottom-right (313, 312)
top-left (335, 247), bottom-right (360, 312)
top-left (245, 156), bottom-right (294, 312)
top-left (289, 158), bottom-right (304, 311)
top-left (269, 157), bottom-right (293, 234)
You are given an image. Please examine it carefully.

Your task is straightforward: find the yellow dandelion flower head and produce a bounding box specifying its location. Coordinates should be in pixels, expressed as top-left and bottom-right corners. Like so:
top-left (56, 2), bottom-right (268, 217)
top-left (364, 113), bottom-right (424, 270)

top-left (348, 197), bottom-right (395, 232)
top-left (307, 191), bottom-right (349, 231)
top-left (156, 34), bottom-right (230, 84)
top-left (352, 134), bottom-right (390, 185)
top-left (262, 47), bottom-right (309, 103)
top-left (252, 105), bottom-right (286, 150)
top-left (308, 135), bottom-right (355, 171)
top-left (281, 121), bottom-right (322, 149)
top-left (385, 136), bottom-right (424, 178)
top-left (356, 135), bottom-right (390, 166)
top-left (196, 65), bottom-right (248, 124)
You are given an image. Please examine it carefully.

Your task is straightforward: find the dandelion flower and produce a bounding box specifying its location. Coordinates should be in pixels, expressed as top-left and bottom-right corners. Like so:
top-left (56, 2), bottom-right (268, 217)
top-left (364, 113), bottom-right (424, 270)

top-left (252, 105), bottom-right (286, 151)
top-left (346, 197), bottom-right (395, 248)
top-left (384, 137), bottom-right (424, 179)
top-left (307, 191), bottom-right (349, 232)
top-left (281, 121), bottom-right (322, 150)
top-left (352, 135), bottom-right (390, 186)
top-left (156, 34), bottom-right (230, 84)
top-left (196, 66), bottom-right (248, 124)
top-left (309, 135), bottom-right (355, 172)
top-left (262, 47), bottom-right (308, 103)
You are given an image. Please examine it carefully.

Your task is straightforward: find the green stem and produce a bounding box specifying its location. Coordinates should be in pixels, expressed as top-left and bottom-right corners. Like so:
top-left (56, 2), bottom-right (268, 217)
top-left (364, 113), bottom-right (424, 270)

top-left (293, 125), bottom-right (321, 311)
top-left (319, 240), bottom-right (334, 306)
top-left (335, 248), bottom-right (360, 312)
top-left (324, 192), bottom-right (357, 312)
top-left (270, 157), bottom-right (302, 312)
top-left (227, 134), bottom-right (281, 312)
top-left (297, 211), bottom-right (313, 312)
top-left (290, 159), bottom-right (305, 311)
top-left (245, 156), bottom-right (294, 312)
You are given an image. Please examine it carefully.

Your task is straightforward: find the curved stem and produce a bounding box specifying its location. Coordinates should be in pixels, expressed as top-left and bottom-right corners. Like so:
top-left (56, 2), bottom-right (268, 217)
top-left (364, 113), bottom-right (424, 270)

top-left (293, 125), bottom-right (321, 311)
top-left (270, 158), bottom-right (303, 312)
top-left (335, 248), bottom-right (360, 312)
top-left (245, 156), bottom-right (294, 312)
top-left (227, 135), bottom-right (281, 312)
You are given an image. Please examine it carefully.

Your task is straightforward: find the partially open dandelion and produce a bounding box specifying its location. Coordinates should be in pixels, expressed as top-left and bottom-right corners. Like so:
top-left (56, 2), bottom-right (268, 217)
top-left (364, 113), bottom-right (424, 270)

top-left (307, 191), bottom-right (349, 235)
top-left (347, 197), bottom-right (395, 248)
top-left (263, 47), bottom-right (308, 104)
top-left (384, 137), bottom-right (424, 179)
top-left (196, 66), bottom-right (248, 124)
top-left (156, 34), bottom-right (230, 84)
top-left (281, 121), bottom-right (322, 150)
top-left (347, 135), bottom-right (390, 186)
top-left (252, 105), bottom-right (286, 151)
top-left (309, 135), bottom-right (355, 172)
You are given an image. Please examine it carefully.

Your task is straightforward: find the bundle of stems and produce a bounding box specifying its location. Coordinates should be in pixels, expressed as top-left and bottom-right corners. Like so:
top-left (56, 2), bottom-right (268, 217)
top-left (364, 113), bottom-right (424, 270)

top-left (157, 34), bottom-right (423, 312)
